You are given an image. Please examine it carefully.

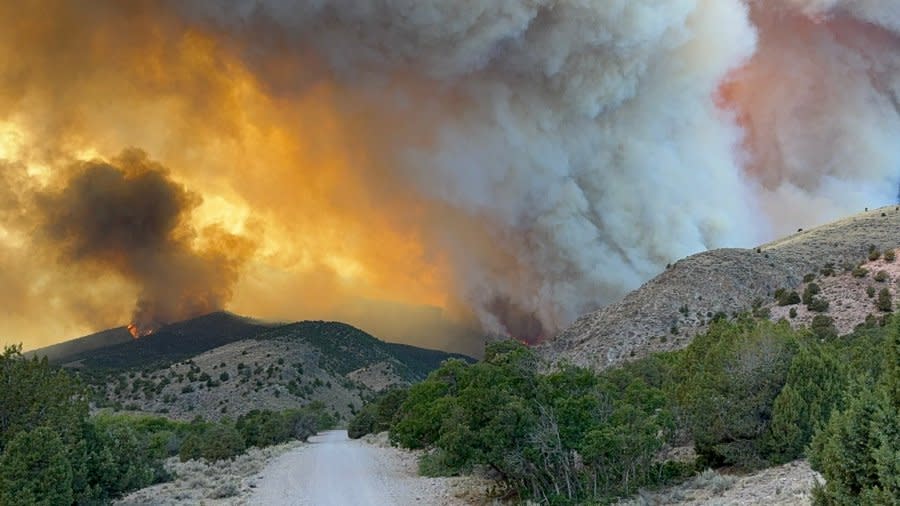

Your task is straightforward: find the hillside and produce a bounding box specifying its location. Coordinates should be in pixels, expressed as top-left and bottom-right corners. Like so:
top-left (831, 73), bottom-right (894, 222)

top-left (541, 205), bottom-right (900, 369)
top-left (25, 326), bottom-right (133, 362)
top-left (46, 312), bottom-right (275, 369)
top-left (55, 314), bottom-right (472, 422)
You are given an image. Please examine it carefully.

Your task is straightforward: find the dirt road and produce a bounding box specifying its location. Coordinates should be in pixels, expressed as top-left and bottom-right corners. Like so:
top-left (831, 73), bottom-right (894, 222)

top-left (251, 430), bottom-right (461, 506)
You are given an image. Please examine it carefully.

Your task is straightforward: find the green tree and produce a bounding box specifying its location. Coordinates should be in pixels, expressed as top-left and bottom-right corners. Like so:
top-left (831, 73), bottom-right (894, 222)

top-left (766, 343), bottom-right (846, 463)
top-left (0, 346), bottom-right (87, 452)
top-left (674, 320), bottom-right (798, 467)
top-left (79, 415), bottom-right (162, 499)
top-left (391, 359), bottom-right (471, 449)
top-left (809, 319), bottom-right (900, 504)
top-left (766, 385), bottom-right (805, 462)
top-left (0, 427), bottom-right (74, 506)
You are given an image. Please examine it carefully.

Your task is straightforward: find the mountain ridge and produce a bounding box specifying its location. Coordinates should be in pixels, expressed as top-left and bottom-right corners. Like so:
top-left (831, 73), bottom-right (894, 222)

top-left (37, 312), bottom-right (473, 423)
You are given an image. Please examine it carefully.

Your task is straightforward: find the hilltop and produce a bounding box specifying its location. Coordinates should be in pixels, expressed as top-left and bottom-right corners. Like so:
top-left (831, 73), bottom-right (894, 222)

top-left (41, 312), bottom-right (275, 370)
top-left (541, 205), bottom-right (900, 369)
top-left (31, 312), bottom-right (472, 423)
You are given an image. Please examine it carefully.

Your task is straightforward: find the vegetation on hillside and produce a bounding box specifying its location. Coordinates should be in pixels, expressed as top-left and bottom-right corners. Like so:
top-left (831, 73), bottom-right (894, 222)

top-left (60, 317), bottom-right (471, 426)
top-left (257, 321), bottom-right (474, 381)
top-left (351, 315), bottom-right (897, 505)
top-left (0, 345), bottom-right (334, 505)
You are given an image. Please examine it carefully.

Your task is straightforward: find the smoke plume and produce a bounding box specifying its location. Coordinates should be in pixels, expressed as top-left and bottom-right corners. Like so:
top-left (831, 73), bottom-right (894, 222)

top-left (37, 150), bottom-right (253, 336)
top-left (0, 0), bottom-right (899, 352)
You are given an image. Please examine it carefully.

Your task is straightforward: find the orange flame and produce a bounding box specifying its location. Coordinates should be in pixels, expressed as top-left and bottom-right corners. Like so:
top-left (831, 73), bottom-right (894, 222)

top-left (127, 323), bottom-right (154, 339)
top-left (127, 324), bottom-right (140, 339)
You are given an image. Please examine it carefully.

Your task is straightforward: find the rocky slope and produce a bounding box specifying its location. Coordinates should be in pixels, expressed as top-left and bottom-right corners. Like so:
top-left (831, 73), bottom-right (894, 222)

top-left (542, 205), bottom-right (900, 369)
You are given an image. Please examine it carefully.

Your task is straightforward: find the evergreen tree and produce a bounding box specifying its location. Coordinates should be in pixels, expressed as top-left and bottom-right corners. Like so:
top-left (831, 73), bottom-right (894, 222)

top-left (766, 344), bottom-right (846, 462)
top-left (809, 319), bottom-right (900, 504)
top-left (0, 427), bottom-right (74, 506)
top-left (675, 320), bottom-right (798, 467)
top-left (0, 346), bottom-right (87, 451)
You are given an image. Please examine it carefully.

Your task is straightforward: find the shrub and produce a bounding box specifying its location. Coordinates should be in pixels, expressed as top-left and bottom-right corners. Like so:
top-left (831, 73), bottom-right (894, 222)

top-left (874, 270), bottom-right (889, 283)
top-left (179, 423), bottom-right (245, 462)
top-left (877, 288), bottom-right (893, 312)
top-left (418, 448), bottom-right (458, 477)
top-left (885, 249), bottom-right (896, 262)
top-left (690, 469), bottom-right (736, 495)
top-left (789, 307), bottom-right (797, 318)
top-left (237, 405), bottom-right (335, 449)
top-left (236, 410), bottom-right (292, 448)
top-left (0, 427), bottom-right (73, 506)
top-left (348, 388), bottom-right (408, 439)
top-left (802, 283), bottom-right (821, 305)
top-left (867, 286), bottom-right (876, 298)
top-left (80, 415), bottom-right (168, 498)
top-left (868, 248), bottom-right (881, 261)
top-left (752, 306), bottom-right (771, 318)
top-left (348, 409), bottom-right (377, 440)
top-left (803, 273), bottom-right (817, 283)
top-left (778, 291), bottom-right (801, 306)
top-left (852, 266), bottom-right (869, 278)
top-left (808, 297), bottom-right (830, 313)
top-left (810, 315), bottom-right (837, 339)
top-left (219, 371), bottom-right (230, 382)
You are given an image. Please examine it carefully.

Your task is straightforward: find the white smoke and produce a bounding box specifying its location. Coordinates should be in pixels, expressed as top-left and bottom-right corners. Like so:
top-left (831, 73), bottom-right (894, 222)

top-left (174, 0), bottom-right (900, 339)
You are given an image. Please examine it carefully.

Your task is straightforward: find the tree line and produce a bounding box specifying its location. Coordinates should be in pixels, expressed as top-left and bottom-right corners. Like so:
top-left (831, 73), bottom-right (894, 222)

top-left (351, 315), bottom-right (899, 505)
top-left (0, 345), bottom-right (334, 505)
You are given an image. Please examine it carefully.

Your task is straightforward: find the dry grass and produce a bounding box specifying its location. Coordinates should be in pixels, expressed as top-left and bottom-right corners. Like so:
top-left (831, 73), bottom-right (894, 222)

top-left (617, 461), bottom-right (820, 506)
top-left (114, 441), bottom-right (303, 506)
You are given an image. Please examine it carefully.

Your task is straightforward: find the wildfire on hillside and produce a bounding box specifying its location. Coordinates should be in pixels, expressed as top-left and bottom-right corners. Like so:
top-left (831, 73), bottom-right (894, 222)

top-left (127, 323), bottom-right (154, 339)
top-left (1, 0), bottom-right (899, 354)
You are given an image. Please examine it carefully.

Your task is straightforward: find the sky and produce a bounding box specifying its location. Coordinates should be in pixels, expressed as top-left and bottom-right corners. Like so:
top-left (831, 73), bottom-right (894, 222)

top-left (1, 0), bottom-right (899, 355)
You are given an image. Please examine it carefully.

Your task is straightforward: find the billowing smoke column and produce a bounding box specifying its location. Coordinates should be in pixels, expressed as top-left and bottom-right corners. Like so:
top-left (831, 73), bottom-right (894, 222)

top-left (173, 0), bottom-right (900, 340)
top-left (1, 0), bottom-right (900, 350)
top-left (725, 1), bottom-right (900, 226)
top-left (37, 150), bottom-right (253, 337)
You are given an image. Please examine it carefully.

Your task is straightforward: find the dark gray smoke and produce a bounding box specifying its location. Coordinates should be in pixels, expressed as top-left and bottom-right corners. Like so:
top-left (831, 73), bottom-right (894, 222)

top-left (37, 149), bottom-right (253, 335)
